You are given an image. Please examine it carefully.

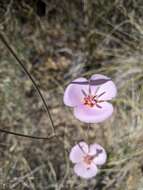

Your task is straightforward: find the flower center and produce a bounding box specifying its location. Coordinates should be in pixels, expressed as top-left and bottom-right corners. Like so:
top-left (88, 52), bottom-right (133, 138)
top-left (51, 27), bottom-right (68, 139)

top-left (82, 87), bottom-right (106, 108)
top-left (83, 95), bottom-right (97, 107)
top-left (83, 155), bottom-right (94, 165)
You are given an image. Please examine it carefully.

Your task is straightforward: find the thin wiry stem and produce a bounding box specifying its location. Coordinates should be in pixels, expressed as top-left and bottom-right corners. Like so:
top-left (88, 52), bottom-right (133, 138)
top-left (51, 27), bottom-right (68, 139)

top-left (0, 128), bottom-right (57, 140)
top-left (0, 32), bottom-right (56, 140)
top-left (87, 123), bottom-right (90, 144)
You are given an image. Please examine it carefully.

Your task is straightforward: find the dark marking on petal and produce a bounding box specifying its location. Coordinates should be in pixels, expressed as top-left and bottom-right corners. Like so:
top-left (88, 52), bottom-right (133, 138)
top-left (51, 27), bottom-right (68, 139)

top-left (71, 81), bottom-right (89, 85)
top-left (78, 143), bottom-right (86, 154)
top-left (98, 91), bottom-right (106, 98)
top-left (95, 86), bottom-right (100, 94)
top-left (90, 79), bottom-right (111, 85)
top-left (96, 104), bottom-right (102, 109)
top-left (81, 89), bottom-right (87, 96)
top-left (89, 86), bottom-right (92, 94)
top-left (96, 149), bottom-right (103, 154)
top-left (71, 79), bottom-right (111, 86)
top-left (94, 149), bottom-right (103, 158)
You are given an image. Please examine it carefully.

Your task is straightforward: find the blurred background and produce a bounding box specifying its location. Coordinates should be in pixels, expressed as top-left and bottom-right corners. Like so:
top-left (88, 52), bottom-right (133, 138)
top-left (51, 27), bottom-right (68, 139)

top-left (0, 0), bottom-right (143, 189)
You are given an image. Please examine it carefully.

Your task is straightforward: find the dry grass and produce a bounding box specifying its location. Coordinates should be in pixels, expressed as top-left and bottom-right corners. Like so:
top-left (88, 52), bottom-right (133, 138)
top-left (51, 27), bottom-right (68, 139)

top-left (0, 0), bottom-right (143, 189)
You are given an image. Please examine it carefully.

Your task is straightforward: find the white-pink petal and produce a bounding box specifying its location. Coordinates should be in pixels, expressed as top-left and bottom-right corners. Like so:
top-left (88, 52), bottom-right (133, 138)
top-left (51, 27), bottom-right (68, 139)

top-left (88, 143), bottom-right (98, 155)
top-left (91, 74), bottom-right (117, 100)
top-left (90, 144), bottom-right (107, 165)
top-left (69, 142), bottom-right (89, 163)
top-left (73, 102), bottom-right (113, 123)
top-left (91, 74), bottom-right (110, 81)
top-left (63, 77), bottom-right (88, 107)
top-left (74, 162), bottom-right (98, 179)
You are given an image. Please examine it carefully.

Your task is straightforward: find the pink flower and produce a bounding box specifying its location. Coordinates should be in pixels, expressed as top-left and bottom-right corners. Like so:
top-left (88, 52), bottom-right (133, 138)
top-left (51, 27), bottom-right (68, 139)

top-left (64, 74), bottom-right (117, 123)
top-left (69, 141), bottom-right (107, 179)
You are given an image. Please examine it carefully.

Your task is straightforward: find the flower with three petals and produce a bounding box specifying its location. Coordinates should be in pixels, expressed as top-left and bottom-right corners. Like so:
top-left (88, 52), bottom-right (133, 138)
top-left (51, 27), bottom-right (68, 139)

top-left (69, 141), bottom-right (107, 179)
top-left (64, 74), bottom-right (117, 123)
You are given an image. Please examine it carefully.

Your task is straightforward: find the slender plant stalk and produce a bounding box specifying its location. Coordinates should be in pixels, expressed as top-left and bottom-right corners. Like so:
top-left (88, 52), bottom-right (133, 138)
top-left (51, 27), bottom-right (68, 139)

top-left (0, 32), bottom-right (56, 140)
top-left (0, 128), bottom-right (57, 140)
top-left (87, 123), bottom-right (90, 143)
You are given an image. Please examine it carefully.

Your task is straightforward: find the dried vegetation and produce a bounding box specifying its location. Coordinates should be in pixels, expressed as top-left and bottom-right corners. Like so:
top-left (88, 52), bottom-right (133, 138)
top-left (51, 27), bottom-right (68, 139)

top-left (0, 0), bottom-right (143, 189)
